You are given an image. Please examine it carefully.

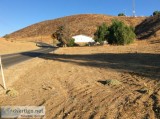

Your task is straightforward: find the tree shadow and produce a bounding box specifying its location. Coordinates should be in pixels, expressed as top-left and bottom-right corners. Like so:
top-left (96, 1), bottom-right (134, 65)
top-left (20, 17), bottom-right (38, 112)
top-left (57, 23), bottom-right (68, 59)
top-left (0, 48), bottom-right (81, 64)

top-left (37, 53), bottom-right (160, 80)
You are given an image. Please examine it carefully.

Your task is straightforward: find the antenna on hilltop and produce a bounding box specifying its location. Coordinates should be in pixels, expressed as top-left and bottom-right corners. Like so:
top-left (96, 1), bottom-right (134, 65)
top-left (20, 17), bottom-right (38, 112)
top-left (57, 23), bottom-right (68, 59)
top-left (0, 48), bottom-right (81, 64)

top-left (132, 0), bottom-right (136, 17)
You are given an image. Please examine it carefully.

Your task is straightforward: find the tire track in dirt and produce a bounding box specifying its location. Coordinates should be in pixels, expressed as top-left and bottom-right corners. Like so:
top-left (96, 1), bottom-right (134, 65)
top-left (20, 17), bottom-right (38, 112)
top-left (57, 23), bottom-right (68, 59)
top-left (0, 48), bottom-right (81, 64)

top-left (4, 59), bottom-right (158, 119)
top-left (117, 72), bottom-right (159, 119)
top-left (48, 71), bottom-right (159, 119)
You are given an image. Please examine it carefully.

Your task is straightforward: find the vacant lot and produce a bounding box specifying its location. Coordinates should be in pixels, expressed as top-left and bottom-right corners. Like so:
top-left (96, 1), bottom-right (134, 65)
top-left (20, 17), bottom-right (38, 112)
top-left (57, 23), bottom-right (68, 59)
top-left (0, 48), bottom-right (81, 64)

top-left (0, 38), bottom-right (38, 55)
top-left (0, 40), bottom-right (160, 119)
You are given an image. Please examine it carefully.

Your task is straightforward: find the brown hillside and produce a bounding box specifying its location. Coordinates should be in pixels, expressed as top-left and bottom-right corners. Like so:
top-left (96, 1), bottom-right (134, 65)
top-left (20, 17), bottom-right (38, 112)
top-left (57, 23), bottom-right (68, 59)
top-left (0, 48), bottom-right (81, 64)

top-left (136, 14), bottom-right (160, 39)
top-left (7, 14), bottom-right (145, 42)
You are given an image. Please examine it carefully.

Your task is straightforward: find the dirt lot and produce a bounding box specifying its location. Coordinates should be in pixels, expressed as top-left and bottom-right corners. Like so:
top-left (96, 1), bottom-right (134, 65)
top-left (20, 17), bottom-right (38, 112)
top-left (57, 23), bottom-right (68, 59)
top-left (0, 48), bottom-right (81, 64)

top-left (0, 38), bottom-right (38, 55)
top-left (0, 40), bottom-right (160, 119)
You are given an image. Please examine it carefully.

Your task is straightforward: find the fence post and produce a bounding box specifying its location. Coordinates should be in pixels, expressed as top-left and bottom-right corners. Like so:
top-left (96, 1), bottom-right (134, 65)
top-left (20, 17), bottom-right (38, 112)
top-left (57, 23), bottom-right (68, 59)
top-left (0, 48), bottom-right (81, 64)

top-left (0, 56), bottom-right (7, 90)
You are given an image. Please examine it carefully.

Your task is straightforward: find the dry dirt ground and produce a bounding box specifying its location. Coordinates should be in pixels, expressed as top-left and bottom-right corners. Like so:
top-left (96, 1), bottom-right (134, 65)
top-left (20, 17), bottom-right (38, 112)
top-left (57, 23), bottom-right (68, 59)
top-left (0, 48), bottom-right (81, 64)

top-left (0, 40), bottom-right (160, 119)
top-left (0, 38), bottom-right (38, 55)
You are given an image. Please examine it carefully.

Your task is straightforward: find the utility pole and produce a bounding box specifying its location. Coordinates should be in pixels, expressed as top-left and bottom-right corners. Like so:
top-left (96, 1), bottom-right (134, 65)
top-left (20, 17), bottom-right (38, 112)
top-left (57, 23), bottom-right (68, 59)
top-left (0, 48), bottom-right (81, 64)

top-left (132, 0), bottom-right (136, 17)
top-left (124, 9), bottom-right (126, 16)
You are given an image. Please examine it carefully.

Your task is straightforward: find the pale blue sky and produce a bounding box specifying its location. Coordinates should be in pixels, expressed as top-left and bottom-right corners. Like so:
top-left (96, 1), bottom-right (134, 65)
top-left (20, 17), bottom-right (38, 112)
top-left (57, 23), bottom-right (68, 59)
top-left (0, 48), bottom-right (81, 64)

top-left (0, 0), bottom-right (159, 36)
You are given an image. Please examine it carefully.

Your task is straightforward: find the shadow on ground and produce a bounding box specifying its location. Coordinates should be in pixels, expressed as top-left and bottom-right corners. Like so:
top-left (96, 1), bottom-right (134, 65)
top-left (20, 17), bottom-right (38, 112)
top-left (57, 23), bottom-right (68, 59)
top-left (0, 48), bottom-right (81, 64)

top-left (21, 52), bottom-right (160, 80)
top-left (43, 53), bottom-right (160, 80)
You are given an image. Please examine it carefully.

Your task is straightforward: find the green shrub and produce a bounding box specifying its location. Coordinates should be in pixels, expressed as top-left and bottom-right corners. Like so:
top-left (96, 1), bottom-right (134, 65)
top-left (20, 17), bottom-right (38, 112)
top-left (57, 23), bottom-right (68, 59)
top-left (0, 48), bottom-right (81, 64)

top-left (153, 11), bottom-right (160, 16)
top-left (118, 13), bottom-right (126, 16)
top-left (6, 89), bottom-right (19, 97)
top-left (67, 38), bottom-right (75, 47)
top-left (105, 79), bottom-right (122, 86)
top-left (106, 20), bottom-right (136, 45)
top-left (94, 23), bottom-right (108, 44)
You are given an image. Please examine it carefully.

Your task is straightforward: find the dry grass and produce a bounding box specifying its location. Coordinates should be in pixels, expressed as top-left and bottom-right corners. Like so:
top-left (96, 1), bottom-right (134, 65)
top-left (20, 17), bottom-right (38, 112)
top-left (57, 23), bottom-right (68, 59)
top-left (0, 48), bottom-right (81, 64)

top-left (0, 38), bottom-right (38, 54)
top-left (105, 79), bottom-right (122, 86)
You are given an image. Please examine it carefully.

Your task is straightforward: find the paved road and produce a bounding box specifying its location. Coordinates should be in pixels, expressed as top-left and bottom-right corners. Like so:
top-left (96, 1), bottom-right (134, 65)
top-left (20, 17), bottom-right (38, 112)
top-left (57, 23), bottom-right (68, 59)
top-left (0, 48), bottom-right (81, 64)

top-left (1, 46), bottom-right (56, 68)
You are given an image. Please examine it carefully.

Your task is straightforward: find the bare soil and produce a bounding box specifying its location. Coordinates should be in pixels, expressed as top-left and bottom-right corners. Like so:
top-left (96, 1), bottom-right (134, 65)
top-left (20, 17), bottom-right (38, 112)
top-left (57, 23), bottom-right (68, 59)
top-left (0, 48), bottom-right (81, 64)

top-left (0, 38), bottom-right (38, 55)
top-left (0, 40), bottom-right (160, 119)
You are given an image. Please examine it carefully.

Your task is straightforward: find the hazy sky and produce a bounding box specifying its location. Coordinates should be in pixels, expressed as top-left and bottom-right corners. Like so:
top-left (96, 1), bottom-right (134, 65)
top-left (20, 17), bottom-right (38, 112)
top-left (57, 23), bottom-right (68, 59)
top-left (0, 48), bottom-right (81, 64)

top-left (0, 0), bottom-right (159, 37)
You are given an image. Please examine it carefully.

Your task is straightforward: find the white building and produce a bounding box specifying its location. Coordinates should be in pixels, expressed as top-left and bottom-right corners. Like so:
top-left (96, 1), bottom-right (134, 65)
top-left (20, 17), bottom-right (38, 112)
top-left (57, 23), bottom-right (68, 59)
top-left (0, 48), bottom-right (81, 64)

top-left (72, 35), bottom-right (95, 43)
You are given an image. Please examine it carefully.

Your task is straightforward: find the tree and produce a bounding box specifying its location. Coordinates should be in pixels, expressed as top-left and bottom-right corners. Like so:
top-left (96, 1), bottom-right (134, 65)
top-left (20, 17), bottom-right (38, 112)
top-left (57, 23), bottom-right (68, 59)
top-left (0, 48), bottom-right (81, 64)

top-left (106, 20), bottom-right (136, 45)
top-left (153, 11), bottom-right (160, 16)
top-left (94, 23), bottom-right (108, 44)
top-left (118, 13), bottom-right (126, 16)
top-left (52, 25), bottom-right (71, 47)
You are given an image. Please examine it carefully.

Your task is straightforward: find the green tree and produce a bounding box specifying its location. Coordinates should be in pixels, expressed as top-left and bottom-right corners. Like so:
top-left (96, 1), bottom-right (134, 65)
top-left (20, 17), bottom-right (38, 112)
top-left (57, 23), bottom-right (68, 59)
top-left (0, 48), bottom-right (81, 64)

top-left (153, 11), bottom-right (160, 16)
top-left (106, 20), bottom-right (136, 45)
top-left (67, 38), bottom-right (75, 47)
top-left (118, 13), bottom-right (126, 16)
top-left (94, 23), bottom-right (108, 44)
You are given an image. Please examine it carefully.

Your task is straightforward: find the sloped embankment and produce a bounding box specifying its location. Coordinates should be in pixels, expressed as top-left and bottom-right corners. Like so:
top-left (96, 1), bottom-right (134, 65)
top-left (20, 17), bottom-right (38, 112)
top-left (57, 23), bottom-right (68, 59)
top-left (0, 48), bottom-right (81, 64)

top-left (136, 14), bottom-right (160, 39)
